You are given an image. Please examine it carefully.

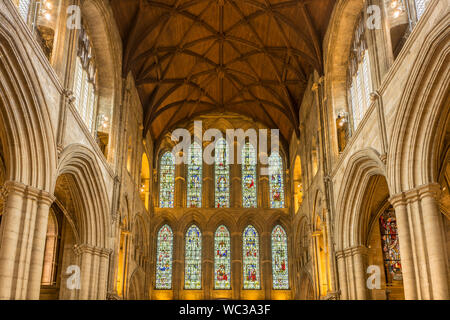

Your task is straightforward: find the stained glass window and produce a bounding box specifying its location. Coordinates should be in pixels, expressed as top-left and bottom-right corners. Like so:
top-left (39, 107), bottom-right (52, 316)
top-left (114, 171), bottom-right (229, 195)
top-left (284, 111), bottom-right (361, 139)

top-left (214, 225), bottom-right (231, 289)
top-left (272, 225), bottom-right (289, 289)
top-left (379, 208), bottom-right (403, 283)
top-left (185, 225), bottom-right (202, 289)
top-left (243, 225), bottom-right (260, 289)
top-left (159, 152), bottom-right (175, 208)
top-left (269, 152), bottom-right (284, 208)
top-left (187, 143), bottom-right (202, 208)
top-left (215, 139), bottom-right (230, 208)
top-left (155, 225), bottom-right (173, 289)
top-left (242, 143), bottom-right (257, 208)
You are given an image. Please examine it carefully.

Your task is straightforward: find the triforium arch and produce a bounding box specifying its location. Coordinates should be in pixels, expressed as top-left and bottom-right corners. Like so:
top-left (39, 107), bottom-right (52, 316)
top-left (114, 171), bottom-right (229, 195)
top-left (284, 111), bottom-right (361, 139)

top-left (387, 15), bottom-right (450, 300)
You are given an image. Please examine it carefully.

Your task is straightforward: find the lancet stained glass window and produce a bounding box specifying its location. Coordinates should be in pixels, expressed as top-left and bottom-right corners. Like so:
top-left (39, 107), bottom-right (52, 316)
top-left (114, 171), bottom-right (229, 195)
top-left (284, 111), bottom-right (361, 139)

top-left (155, 225), bottom-right (173, 289)
top-left (159, 152), bottom-right (175, 208)
top-left (214, 225), bottom-right (231, 289)
top-left (187, 143), bottom-right (202, 208)
top-left (269, 152), bottom-right (285, 208)
top-left (272, 225), bottom-right (289, 289)
top-left (215, 139), bottom-right (230, 208)
top-left (379, 208), bottom-right (403, 283)
top-left (185, 225), bottom-right (202, 289)
top-left (243, 225), bottom-right (260, 289)
top-left (242, 143), bottom-right (257, 208)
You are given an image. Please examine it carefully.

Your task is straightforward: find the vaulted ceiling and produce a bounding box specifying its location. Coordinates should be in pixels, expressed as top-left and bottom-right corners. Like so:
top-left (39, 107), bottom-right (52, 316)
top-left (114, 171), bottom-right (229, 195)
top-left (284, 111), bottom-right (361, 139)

top-left (111, 0), bottom-right (336, 141)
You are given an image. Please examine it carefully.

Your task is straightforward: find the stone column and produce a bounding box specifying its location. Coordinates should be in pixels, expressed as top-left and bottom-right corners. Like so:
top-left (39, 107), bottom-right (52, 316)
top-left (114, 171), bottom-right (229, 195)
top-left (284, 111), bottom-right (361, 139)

top-left (419, 184), bottom-right (449, 299)
top-left (231, 163), bottom-right (242, 208)
top-left (203, 164), bottom-right (213, 208)
top-left (26, 192), bottom-right (55, 299)
top-left (203, 231), bottom-right (213, 299)
top-left (389, 193), bottom-right (418, 299)
top-left (75, 244), bottom-right (111, 300)
top-left (175, 163), bottom-right (185, 208)
top-left (259, 164), bottom-right (269, 208)
top-left (336, 250), bottom-right (348, 300)
top-left (343, 248), bottom-right (355, 299)
top-left (173, 231), bottom-right (183, 299)
top-left (0, 181), bottom-right (53, 300)
top-left (352, 246), bottom-right (368, 300)
top-left (231, 232), bottom-right (241, 299)
top-left (261, 231), bottom-right (271, 299)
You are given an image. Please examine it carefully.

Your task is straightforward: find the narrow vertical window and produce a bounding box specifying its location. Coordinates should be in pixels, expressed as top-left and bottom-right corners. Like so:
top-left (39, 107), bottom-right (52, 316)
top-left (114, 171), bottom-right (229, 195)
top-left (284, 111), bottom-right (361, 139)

top-left (379, 208), bottom-right (403, 283)
top-left (72, 25), bottom-right (97, 131)
top-left (185, 225), bottom-right (202, 289)
top-left (243, 225), bottom-right (260, 289)
top-left (269, 152), bottom-right (285, 208)
top-left (214, 225), bottom-right (231, 289)
top-left (242, 142), bottom-right (257, 208)
top-left (415, 0), bottom-right (429, 20)
top-left (187, 143), bottom-right (202, 208)
top-left (215, 139), bottom-right (230, 208)
top-left (272, 225), bottom-right (289, 289)
top-left (18, 0), bottom-right (31, 22)
top-left (159, 152), bottom-right (175, 208)
top-left (155, 225), bottom-right (173, 289)
top-left (348, 14), bottom-right (372, 130)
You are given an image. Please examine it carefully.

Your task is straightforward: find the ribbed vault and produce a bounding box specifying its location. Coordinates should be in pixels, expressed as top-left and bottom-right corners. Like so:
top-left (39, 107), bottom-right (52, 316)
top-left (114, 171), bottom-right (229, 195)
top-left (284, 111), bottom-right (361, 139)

top-left (111, 0), bottom-right (335, 140)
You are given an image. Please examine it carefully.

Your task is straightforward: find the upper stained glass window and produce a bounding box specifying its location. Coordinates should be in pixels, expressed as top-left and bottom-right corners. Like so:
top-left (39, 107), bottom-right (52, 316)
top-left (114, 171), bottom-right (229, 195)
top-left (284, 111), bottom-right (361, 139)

top-left (243, 225), bottom-right (260, 289)
top-left (272, 225), bottom-right (289, 289)
top-left (159, 152), bottom-right (175, 208)
top-left (215, 139), bottom-right (230, 208)
top-left (187, 143), bottom-right (202, 208)
top-left (269, 152), bottom-right (285, 208)
top-left (214, 225), bottom-right (231, 289)
top-left (242, 143), bottom-right (257, 208)
top-left (155, 225), bottom-right (173, 289)
top-left (379, 208), bottom-right (403, 283)
top-left (185, 225), bottom-right (202, 289)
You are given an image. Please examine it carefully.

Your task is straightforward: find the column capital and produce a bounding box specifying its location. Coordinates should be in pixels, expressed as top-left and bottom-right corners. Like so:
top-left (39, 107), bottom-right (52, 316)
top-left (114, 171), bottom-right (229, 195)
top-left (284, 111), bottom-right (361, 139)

top-left (390, 183), bottom-right (441, 206)
top-left (2, 181), bottom-right (54, 204)
top-left (74, 244), bottom-right (112, 258)
top-left (342, 245), bottom-right (368, 257)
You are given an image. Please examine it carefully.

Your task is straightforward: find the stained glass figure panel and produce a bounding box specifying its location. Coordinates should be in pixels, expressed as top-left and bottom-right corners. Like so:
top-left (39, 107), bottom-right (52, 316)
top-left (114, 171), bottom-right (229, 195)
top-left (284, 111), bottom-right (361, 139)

top-left (379, 208), bottom-right (403, 282)
top-left (185, 225), bottom-right (202, 289)
top-left (269, 152), bottom-right (285, 208)
top-left (187, 143), bottom-right (202, 208)
top-left (272, 225), bottom-right (289, 289)
top-left (214, 225), bottom-right (231, 289)
top-left (215, 139), bottom-right (230, 208)
top-left (155, 225), bottom-right (173, 289)
top-left (243, 225), bottom-right (260, 289)
top-left (159, 152), bottom-right (175, 208)
top-left (242, 143), bottom-right (257, 208)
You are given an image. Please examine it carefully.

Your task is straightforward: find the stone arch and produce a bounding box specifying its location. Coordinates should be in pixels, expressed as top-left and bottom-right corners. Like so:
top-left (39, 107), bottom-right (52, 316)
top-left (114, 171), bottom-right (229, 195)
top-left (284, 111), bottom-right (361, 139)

top-left (128, 267), bottom-right (145, 300)
top-left (207, 211), bottom-right (237, 234)
top-left (57, 144), bottom-right (110, 248)
top-left (335, 148), bottom-right (387, 250)
top-left (388, 16), bottom-right (450, 193)
top-left (0, 13), bottom-right (57, 192)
